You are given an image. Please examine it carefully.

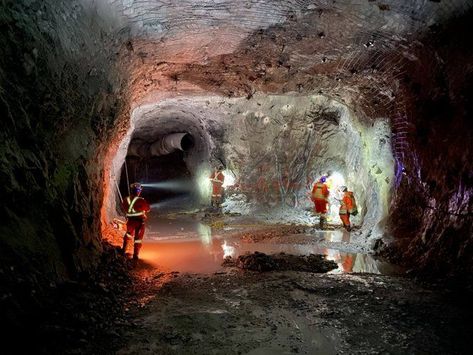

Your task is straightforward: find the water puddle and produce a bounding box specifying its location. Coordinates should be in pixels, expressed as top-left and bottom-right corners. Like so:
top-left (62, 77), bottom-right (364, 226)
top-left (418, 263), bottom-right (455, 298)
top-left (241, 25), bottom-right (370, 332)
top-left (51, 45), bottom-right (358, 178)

top-left (140, 216), bottom-right (403, 275)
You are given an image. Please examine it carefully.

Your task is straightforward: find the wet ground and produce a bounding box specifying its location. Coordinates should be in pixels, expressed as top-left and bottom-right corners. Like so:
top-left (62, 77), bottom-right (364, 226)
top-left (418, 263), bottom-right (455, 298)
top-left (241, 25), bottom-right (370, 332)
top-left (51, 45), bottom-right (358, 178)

top-left (117, 270), bottom-right (471, 355)
top-left (139, 213), bottom-right (403, 275)
top-left (106, 213), bottom-right (471, 355)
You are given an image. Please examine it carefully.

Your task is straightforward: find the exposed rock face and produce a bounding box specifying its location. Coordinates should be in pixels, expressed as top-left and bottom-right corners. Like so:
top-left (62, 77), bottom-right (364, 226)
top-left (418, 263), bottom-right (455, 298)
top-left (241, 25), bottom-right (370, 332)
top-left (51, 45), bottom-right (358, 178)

top-left (0, 1), bottom-right (125, 282)
top-left (384, 13), bottom-right (473, 276)
top-left (0, 0), bottom-right (472, 293)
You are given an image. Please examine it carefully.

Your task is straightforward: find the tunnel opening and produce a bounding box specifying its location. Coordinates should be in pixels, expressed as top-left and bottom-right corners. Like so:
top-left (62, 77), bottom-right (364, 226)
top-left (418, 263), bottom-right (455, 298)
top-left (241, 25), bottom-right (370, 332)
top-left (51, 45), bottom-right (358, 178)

top-left (118, 131), bottom-right (199, 212)
top-left (119, 150), bottom-right (193, 208)
top-left (106, 105), bottom-right (213, 220)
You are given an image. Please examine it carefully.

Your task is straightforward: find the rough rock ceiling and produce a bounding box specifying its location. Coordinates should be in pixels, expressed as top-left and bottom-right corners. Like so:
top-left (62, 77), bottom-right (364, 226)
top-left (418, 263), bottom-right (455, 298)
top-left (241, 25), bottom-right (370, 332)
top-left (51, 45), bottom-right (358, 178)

top-left (98, 0), bottom-right (472, 119)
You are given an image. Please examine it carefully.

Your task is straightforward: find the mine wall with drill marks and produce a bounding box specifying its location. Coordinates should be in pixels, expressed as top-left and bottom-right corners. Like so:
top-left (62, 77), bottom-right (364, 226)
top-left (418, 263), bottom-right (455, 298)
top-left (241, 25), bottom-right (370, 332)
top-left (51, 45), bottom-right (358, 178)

top-left (107, 94), bottom-right (394, 243)
top-left (0, 0), bottom-right (472, 293)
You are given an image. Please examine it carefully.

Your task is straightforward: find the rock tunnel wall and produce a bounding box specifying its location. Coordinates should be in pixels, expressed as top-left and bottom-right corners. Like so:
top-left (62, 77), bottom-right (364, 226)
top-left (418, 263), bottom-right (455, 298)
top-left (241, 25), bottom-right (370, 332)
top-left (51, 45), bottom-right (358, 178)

top-left (218, 94), bottom-right (393, 234)
top-left (0, 0), bottom-right (125, 290)
top-left (0, 0), bottom-right (472, 296)
top-left (384, 12), bottom-right (473, 276)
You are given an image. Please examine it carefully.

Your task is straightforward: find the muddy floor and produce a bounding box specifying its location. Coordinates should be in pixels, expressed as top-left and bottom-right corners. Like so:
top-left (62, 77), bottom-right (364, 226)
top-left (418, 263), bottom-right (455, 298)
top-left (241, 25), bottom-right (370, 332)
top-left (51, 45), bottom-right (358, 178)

top-left (5, 213), bottom-right (472, 355)
top-left (117, 266), bottom-right (471, 355)
top-left (102, 214), bottom-right (472, 355)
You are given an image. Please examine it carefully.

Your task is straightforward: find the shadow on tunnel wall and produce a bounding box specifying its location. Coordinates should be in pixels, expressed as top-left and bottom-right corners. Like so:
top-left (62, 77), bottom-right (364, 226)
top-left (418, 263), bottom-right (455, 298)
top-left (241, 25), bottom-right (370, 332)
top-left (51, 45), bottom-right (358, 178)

top-left (0, 0), bottom-right (128, 328)
top-left (382, 9), bottom-right (473, 278)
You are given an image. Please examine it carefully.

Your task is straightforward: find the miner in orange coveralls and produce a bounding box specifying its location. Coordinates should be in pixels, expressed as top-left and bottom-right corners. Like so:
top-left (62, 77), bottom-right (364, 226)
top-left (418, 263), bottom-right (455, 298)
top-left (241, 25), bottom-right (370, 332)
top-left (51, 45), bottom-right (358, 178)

top-left (311, 176), bottom-right (330, 229)
top-left (210, 166), bottom-right (225, 210)
top-left (339, 186), bottom-right (354, 231)
top-left (121, 182), bottom-right (151, 260)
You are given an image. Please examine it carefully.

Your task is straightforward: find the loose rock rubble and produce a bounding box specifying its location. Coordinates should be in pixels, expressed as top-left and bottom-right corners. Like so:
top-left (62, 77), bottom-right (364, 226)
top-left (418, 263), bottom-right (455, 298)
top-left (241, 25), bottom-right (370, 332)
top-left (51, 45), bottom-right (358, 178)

top-left (223, 251), bottom-right (338, 273)
top-left (3, 243), bottom-right (137, 354)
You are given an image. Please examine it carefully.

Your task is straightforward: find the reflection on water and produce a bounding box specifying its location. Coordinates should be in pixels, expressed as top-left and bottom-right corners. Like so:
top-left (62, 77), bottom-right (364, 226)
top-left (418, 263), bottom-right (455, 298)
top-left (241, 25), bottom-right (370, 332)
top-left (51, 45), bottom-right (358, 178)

top-left (141, 217), bottom-right (403, 275)
top-left (197, 223), bottom-right (212, 246)
top-left (139, 239), bottom-right (224, 273)
top-left (222, 240), bottom-right (236, 258)
top-left (322, 230), bottom-right (351, 243)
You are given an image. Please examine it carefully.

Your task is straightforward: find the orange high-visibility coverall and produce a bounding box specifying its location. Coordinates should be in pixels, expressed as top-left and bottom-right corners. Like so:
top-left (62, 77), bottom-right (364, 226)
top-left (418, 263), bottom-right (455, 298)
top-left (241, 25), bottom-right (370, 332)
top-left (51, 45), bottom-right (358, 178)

top-left (311, 182), bottom-right (329, 214)
top-left (122, 195), bottom-right (151, 259)
top-left (339, 191), bottom-right (354, 229)
top-left (210, 170), bottom-right (225, 205)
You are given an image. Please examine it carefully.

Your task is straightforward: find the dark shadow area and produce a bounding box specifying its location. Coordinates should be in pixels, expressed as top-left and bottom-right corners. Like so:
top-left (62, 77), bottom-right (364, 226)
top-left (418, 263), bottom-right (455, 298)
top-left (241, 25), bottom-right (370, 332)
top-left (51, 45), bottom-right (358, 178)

top-left (119, 148), bottom-right (199, 213)
top-left (180, 133), bottom-right (195, 151)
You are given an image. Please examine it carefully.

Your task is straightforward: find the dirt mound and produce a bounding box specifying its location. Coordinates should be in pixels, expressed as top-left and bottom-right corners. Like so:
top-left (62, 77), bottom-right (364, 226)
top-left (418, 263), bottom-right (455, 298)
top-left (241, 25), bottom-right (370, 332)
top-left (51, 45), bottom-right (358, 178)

top-left (223, 252), bottom-right (337, 273)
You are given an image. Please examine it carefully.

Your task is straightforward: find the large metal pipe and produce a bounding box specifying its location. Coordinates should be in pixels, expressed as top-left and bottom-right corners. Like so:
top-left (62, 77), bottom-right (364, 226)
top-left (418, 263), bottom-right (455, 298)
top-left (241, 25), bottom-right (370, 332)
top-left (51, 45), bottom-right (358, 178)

top-left (150, 132), bottom-right (194, 156)
top-left (126, 139), bottom-right (148, 157)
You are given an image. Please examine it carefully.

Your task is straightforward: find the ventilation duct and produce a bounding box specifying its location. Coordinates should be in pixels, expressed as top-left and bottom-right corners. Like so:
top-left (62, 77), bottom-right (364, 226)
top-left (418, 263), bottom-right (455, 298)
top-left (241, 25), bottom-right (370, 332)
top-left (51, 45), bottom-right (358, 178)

top-left (127, 139), bottom-right (148, 157)
top-left (150, 132), bottom-right (194, 156)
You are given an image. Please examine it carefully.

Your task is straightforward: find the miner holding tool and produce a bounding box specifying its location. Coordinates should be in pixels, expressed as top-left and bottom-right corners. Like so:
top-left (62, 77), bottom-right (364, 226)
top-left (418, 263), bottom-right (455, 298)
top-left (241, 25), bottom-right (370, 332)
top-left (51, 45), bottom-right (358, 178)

top-left (121, 182), bottom-right (150, 260)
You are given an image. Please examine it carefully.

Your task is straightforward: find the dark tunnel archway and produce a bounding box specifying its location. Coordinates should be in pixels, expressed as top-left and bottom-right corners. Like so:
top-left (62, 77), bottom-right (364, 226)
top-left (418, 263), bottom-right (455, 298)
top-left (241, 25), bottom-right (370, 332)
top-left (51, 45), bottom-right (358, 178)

top-left (110, 104), bottom-right (214, 215)
top-left (119, 142), bottom-right (194, 209)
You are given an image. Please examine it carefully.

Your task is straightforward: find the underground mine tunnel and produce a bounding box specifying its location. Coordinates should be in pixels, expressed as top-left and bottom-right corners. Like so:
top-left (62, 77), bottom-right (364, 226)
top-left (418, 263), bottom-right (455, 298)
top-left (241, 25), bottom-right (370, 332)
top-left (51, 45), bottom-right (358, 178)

top-left (1, 0), bottom-right (472, 354)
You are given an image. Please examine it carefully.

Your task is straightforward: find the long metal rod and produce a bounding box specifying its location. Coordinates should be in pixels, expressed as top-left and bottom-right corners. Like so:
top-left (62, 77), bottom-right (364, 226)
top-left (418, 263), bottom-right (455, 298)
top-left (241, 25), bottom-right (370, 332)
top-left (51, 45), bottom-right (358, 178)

top-left (124, 158), bottom-right (130, 196)
top-left (114, 180), bottom-right (123, 204)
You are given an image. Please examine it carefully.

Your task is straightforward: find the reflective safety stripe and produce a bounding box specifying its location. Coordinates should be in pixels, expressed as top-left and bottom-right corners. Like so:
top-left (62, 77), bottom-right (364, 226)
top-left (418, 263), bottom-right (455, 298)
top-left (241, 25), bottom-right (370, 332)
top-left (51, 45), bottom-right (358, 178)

top-left (126, 196), bottom-right (145, 218)
top-left (125, 233), bottom-right (133, 239)
top-left (126, 211), bottom-right (145, 217)
top-left (339, 193), bottom-right (352, 214)
top-left (339, 200), bottom-right (348, 214)
top-left (210, 172), bottom-right (224, 184)
top-left (128, 197), bottom-right (139, 214)
top-left (134, 240), bottom-right (143, 244)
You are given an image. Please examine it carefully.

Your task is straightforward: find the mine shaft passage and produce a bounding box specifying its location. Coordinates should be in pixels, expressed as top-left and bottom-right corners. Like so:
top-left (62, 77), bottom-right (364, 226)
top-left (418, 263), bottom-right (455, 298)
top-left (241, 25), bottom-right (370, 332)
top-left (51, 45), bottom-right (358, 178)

top-left (3, 1), bottom-right (473, 354)
top-left (109, 105), bottom-right (213, 217)
top-left (107, 95), bottom-right (395, 243)
top-left (105, 95), bottom-right (399, 285)
top-left (120, 150), bottom-right (193, 207)
top-left (117, 123), bottom-right (204, 212)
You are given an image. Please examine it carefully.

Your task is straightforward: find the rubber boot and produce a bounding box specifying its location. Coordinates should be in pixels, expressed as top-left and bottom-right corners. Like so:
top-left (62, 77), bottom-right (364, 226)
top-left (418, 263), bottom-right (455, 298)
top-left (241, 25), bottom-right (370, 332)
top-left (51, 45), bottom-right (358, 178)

top-left (210, 199), bottom-right (216, 213)
top-left (121, 234), bottom-right (130, 255)
top-left (133, 242), bottom-right (142, 260)
top-left (319, 216), bottom-right (326, 230)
